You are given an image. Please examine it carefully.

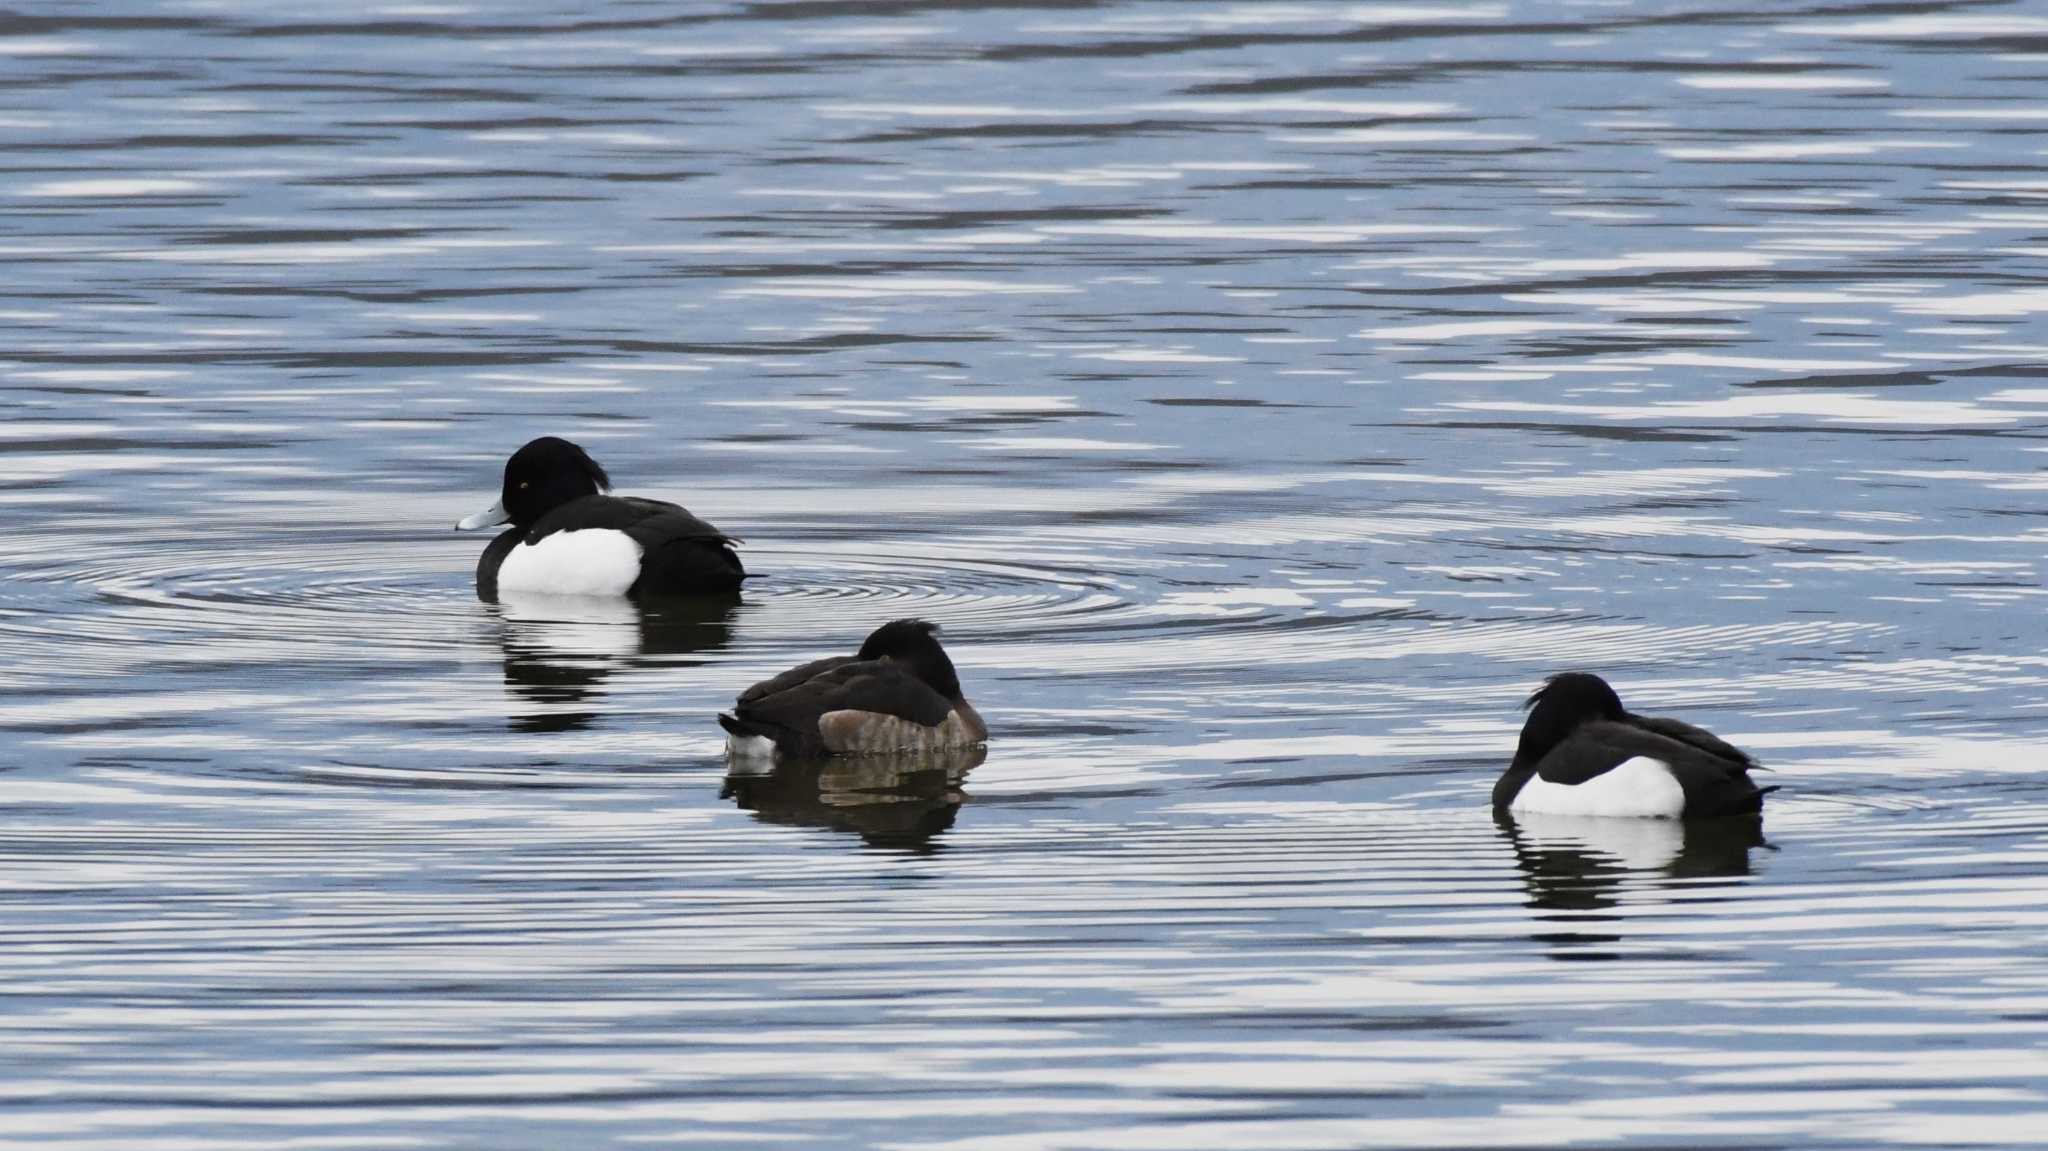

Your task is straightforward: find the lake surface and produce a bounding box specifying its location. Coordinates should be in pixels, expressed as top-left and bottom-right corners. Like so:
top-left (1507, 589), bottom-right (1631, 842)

top-left (4, 1), bottom-right (2048, 1146)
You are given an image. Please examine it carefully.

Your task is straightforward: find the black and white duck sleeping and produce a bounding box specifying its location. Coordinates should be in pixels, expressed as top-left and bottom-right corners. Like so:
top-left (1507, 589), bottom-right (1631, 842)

top-left (456, 436), bottom-right (744, 601)
top-left (720, 619), bottom-right (986, 759)
top-left (1494, 672), bottom-right (1774, 819)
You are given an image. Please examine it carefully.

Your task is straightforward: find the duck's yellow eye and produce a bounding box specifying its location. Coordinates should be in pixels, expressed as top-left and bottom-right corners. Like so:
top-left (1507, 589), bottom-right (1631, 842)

top-left (519, 482), bottom-right (529, 489)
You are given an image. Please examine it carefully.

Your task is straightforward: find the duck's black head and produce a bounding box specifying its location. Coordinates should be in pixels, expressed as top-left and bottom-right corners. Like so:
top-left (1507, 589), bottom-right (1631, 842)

top-left (858, 618), bottom-right (963, 701)
top-left (501, 436), bottom-right (611, 527)
top-left (1515, 671), bottom-right (1626, 766)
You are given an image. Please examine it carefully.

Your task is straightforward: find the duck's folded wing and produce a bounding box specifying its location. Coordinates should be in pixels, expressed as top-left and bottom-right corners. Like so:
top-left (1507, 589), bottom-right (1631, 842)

top-left (617, 498), bottom-right (739, 546)
top-left (1631, 714), bottom-right (1758, 767)
top-left (737, 655), bottom-right (857, 706)
top-left (737, 661), bottom-right (955, 731)
top-left (528, 496), bottom-right (736, 545)
top-left (1536, 720), bottom-right (1746, 785)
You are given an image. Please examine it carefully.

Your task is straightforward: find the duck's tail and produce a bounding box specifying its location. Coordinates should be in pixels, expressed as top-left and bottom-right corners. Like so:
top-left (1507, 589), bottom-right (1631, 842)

top-left (718, 712), bottom-right (780, 760)
top-left (1720, 782), bottom-right (1779, 817)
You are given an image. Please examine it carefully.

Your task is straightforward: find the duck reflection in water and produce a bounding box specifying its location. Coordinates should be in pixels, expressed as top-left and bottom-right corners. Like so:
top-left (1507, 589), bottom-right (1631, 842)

top-left (494, 593), bottom-right (738, 733)
top-left (722, 745), bottom-right (985, 853)
top-left (1496, 809), bottom-right (1767, 955)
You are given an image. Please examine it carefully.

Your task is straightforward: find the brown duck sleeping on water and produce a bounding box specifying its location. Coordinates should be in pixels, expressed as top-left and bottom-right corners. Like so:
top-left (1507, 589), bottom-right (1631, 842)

top-left (719, 619), bottom-right (986, 759)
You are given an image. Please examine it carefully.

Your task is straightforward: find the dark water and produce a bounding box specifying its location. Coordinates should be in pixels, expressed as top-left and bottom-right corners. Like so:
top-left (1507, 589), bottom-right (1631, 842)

top-left (5, 1), bottom-right (2048, 1146)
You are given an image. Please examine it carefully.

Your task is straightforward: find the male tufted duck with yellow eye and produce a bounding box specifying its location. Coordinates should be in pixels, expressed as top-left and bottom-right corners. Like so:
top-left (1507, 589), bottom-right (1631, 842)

top-left (456, 436), bottom-right (743, 601)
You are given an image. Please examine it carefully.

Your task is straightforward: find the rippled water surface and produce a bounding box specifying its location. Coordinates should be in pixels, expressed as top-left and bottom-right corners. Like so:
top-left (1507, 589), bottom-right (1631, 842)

top-left (5, 1), bottom-right (2048, 1146)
